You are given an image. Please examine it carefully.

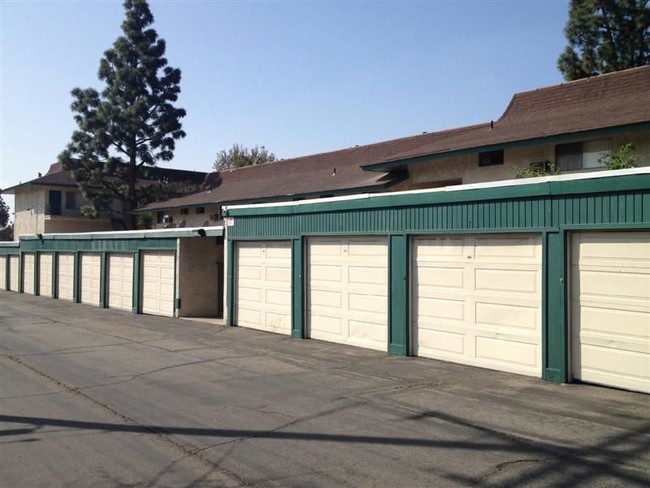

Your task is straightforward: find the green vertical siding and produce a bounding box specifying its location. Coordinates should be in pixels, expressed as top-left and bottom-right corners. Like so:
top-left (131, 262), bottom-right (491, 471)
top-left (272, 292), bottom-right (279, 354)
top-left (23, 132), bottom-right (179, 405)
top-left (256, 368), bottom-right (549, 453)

top-left (291, 238), bottom-right (305, 338)
top-left (225, 173), bottom-right (649, 384)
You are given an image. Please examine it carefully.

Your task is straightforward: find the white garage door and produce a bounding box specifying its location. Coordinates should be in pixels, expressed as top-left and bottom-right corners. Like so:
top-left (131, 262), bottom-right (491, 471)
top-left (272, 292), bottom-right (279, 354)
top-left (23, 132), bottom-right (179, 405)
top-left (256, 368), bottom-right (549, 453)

top-left (571, 232), bottom-right (650, 394)
top-left (236, 241), bottom-right (291, 334)
top-left (23, 253), bottom-right (35, 295)
top-left (0, 257), bottom-right (5, 290)
top-left (9, 255), bottom-right (19, 292)
top-left (413, 235), bottom-right (542, 376)
top-left (57, 253), bottom-right (75, 301)
top-left (308, 237), bottom-right (388, 351)
top-left (80, 253), bottom-right (101, 306)
top-left (39, 253), bottom-right (53, 297)
top-left (141, 251), bottom-right (175, 317)
top-left (108, 253), bottom-right (134, 311)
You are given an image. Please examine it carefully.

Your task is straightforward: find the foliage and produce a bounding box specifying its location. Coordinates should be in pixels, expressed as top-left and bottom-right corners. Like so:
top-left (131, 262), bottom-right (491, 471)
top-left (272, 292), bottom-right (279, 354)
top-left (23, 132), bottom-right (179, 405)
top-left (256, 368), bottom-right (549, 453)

top-left (0, 195), bottom-right (10, 228)
top-left (599, 142), bottom-right (638, 169)
top-left (515, 162), bottom-right (560, 179)
top-left (135, 211), bottom-right (154, 229)
top-left (58, 0), bottom-right (186, 228)
top-left (214, 143), bottom-right (277, 170)
top-left (558, 0), bottom-right (650, 81)
top-left (0, 223), bottom-right (13, 241)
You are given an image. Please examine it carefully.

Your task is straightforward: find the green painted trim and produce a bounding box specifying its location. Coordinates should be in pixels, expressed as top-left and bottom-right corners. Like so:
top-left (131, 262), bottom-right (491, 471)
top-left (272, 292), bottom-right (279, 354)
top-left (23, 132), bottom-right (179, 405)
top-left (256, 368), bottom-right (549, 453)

top-left (52, 253), bottom-right (59, 299)
top-left (291, 238), bottom-right (305, 338)
top-left (542, 231), bottom-right (568, 383)
top-left (34, 252), bottom-right (41, 296)
top-left (361, 122), bottom-right (650, 171)
top-left (226, 239), bottom-right (235, 326)
top-left (3, 255), bottom-right (8, 290)
top-left (173, 249), bottom-right (178, 317)
top-left (19, 237), bottom-right (178, 253)
top-left (99, 252), bottom-right (108, 308)
top-left (388, 235), bottom-right (409, 356)
top-left (73, 252), bottom-right (80, 303)
top-left (132, 251), bottom-right (142, 314)
top-left (226, 172), bottom-right (649, 218)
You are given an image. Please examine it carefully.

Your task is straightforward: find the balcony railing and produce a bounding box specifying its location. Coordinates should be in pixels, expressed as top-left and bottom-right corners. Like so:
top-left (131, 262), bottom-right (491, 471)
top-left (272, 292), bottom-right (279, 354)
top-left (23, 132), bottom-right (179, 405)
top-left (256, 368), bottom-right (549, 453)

top-left (44, 203), bottom-right (110, 219)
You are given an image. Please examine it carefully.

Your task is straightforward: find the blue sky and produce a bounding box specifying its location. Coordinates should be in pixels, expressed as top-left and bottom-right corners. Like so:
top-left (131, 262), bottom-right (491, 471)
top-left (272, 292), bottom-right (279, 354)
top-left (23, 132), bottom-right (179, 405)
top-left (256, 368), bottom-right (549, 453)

top-left (0, 0), bottom-right (570, 216)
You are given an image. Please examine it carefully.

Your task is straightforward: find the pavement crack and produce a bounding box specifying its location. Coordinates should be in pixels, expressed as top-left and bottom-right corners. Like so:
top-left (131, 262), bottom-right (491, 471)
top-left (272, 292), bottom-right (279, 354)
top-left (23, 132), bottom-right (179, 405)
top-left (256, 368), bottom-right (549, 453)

top-left (475, 457), bottom-right (555, 485)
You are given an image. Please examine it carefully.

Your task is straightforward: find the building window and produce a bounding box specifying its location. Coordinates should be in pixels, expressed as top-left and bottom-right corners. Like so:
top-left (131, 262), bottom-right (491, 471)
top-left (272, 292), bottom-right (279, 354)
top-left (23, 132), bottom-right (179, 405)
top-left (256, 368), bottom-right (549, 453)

top-left (48, 190), bottom-right (62, 215)
top-left (156, 211), bottom-right (165, 224)
top-left (478, 150), bottom-right (504, 167)
top-left (196, 207), bottom-right (205, 214)
top-left (65, 191), bottom-right (77, 210)
top-left (556, 139), bottom-right (611, 171)
top-left (180, 208), bottom-right (189, 215)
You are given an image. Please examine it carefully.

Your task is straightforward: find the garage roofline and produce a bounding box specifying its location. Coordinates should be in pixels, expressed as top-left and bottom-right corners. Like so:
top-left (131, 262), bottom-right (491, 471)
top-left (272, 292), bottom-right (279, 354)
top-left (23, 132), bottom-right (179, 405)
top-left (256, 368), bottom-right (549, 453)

top-left (19, 226), bottom-right (224, 242)
top-left (224, 167), bottom-right (650, 217)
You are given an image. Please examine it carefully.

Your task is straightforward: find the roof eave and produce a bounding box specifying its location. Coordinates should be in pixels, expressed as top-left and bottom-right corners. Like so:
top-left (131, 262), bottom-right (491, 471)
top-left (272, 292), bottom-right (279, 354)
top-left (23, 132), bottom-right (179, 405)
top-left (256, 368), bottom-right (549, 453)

top-left (135, 175), bottom-right (406, 213)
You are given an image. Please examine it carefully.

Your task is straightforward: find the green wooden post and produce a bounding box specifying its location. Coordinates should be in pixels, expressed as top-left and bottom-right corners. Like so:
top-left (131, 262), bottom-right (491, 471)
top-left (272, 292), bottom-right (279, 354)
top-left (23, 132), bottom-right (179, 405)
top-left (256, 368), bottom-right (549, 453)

top-left (99, 252), bottom-right (108, 308)
top-left (226, 239), bottom-right (235, 326)
top-left (34, 252), bottom-right (41, 296)
top-left (52, 252), bottom-right (59, 299)
top-left (389, 234), bottom-right (409, 356)
top-left (542, 231), bottom-right (568, 383)
top-left (73, 252), bottom-right (80, 303)
top-left (291, 237), bottom-right (305, 338)
top-left (132, 251), bottom-right (141, 314)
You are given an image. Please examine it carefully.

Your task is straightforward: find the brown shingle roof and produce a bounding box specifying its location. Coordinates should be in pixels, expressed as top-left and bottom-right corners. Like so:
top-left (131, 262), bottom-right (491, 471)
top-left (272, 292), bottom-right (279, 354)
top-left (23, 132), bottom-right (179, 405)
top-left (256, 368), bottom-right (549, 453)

top-left (141, 66), bottom-right (650, 212)
top-left (366, 65), bottom-right (650, 168)
top-left (139, 146), bottom-right (406, 211)
top-left (3, 162), bottom-right (208, 194)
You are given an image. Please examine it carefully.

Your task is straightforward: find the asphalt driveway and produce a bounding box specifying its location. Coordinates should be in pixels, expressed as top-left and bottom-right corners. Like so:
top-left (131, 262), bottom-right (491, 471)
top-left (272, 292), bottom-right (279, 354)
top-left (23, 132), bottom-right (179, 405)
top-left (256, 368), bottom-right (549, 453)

top-left (1, 291), bottom-right (648, 487)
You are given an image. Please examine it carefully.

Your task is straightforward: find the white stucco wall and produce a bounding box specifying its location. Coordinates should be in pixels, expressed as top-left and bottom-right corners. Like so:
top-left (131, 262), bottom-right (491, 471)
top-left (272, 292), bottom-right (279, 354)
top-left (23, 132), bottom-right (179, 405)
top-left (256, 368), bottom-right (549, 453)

top-left (390, 131), bottom-right (650, 192)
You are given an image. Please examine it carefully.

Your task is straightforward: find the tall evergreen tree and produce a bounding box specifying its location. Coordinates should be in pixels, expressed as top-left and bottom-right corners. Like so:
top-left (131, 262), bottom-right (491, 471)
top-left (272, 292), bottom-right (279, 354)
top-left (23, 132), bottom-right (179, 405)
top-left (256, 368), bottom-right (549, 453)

top-left (558, 0), bottom-right (650, 81)
top-left (214, 143), bottom-right (277, 170)
top-left (59, 0), bottom-right (186, 228)
top-left (0, 195), bottom-right (10, 229)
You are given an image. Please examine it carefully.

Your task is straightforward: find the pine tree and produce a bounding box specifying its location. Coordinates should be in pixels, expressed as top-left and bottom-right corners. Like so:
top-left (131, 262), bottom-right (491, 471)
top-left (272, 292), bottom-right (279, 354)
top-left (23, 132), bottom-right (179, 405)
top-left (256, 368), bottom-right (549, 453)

top-left (59, 0), bottom-right (186, 228)
top-left (558, 0), bottom-right (650, 81)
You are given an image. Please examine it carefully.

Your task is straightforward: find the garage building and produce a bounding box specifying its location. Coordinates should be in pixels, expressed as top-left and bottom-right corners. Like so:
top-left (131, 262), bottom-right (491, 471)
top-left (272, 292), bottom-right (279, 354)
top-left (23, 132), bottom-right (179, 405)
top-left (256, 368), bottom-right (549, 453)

top-left (224, 169), bottom-right (650, 393)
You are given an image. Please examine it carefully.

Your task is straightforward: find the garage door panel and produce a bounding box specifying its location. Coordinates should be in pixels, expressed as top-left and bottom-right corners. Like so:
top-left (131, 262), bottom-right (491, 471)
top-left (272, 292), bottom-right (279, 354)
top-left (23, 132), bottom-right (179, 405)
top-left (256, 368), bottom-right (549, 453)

top-left (417, 329), bottom-right (465, 356)
top-left (236, 241), bottom-right (291, 334)
top-left (475, 237), bottom-right (539, 260)
top-left (413, 235), bottom-right (542, 377)
top-left (80, 253), bottom-right (101, 306)
top-left (348, 293), bottom-right (385, 314)
top-left (265, 266), bottom-right (291, 283)
top-left (579, 270), bottom-right (649, 300)
top-left (141, 252), bottom-right (175, 317)
top-left (349, 320), bottom-right (386, 344)
top-left (475, 337), bottom-right (538, 369)
top-left (349, 266), bottom-right (386, 285)
top-left (108, 254), bottom-right (133, 311)
top-left (572, 232), bottom-right (649, 393)
top-left (418, 296), bottom-right (465, 322)
top-left (579, 345), bottom-right (649, 380)
top-left (39, 254), bottom-right (53, 297)
top-left (9, 256), bottom-right (20, 291)
top-left (308, 237), bottom-right (388, 351)
top-left (417, 266), bottom-right (465, 289)
top-left (0, 259), bottom-right (5, 290)
top-left (475, 268), bottom-right (538, 294)
top-left (578, 306), bottom-right (649, 337)
top-left (57, 254), bottom-right (75, 301)
top-left (23, 254), bottom-right (35, 294)
top-left (476, 302), bottom-right (538, 330)
top-left (310, 289), bottom-right (341, 308)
